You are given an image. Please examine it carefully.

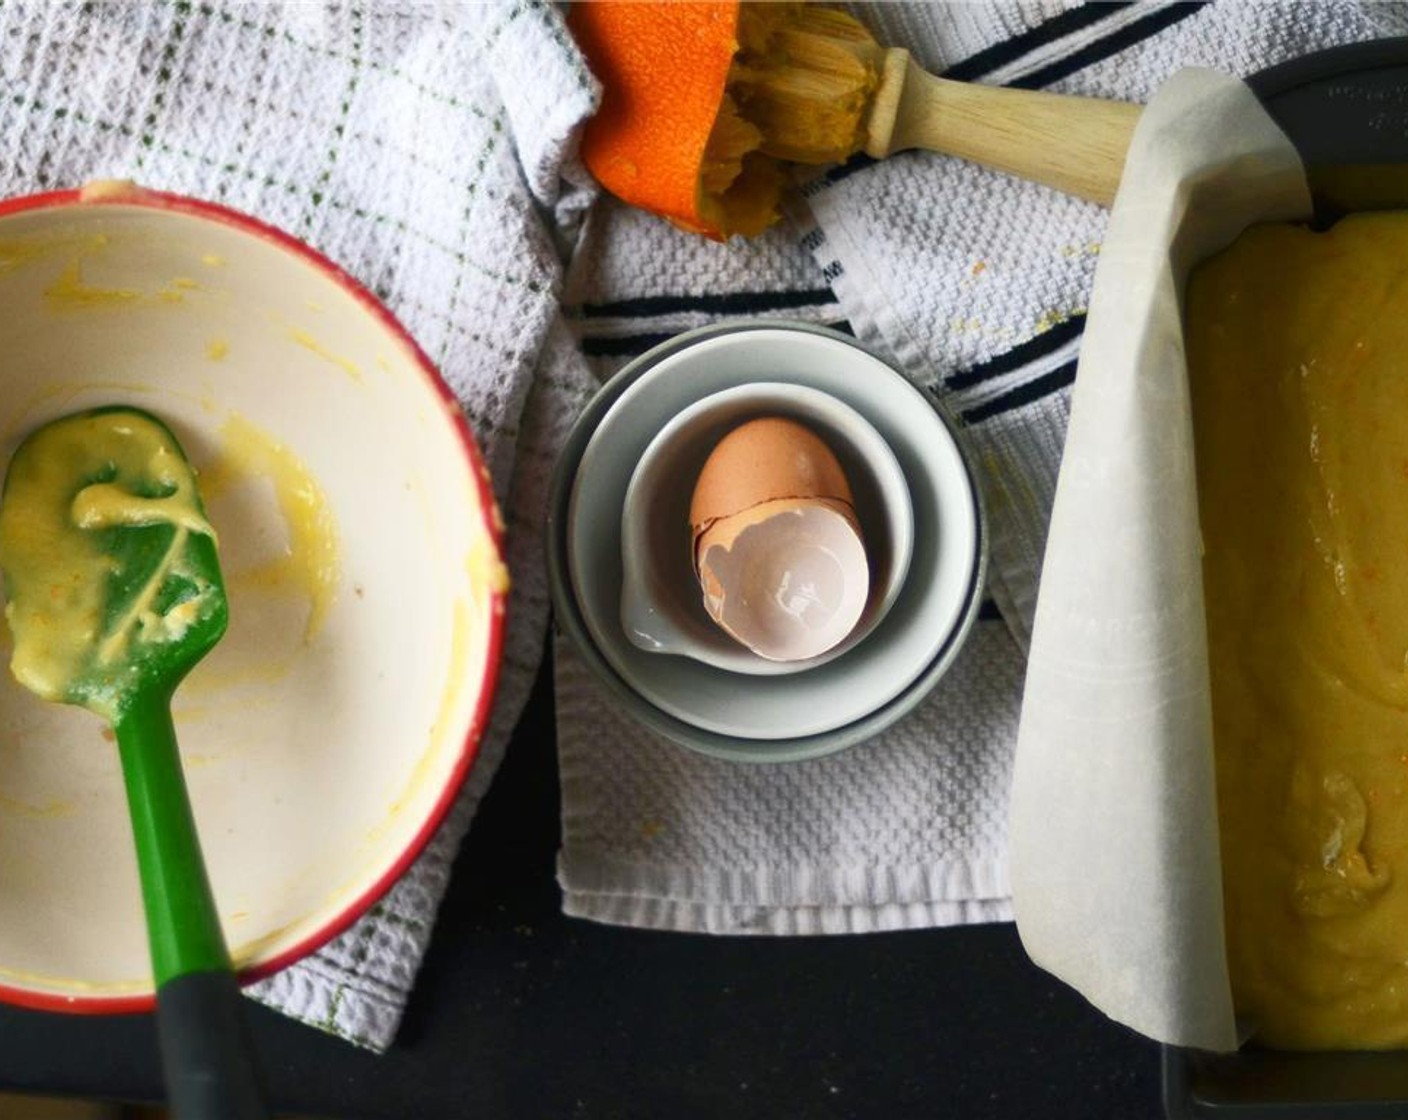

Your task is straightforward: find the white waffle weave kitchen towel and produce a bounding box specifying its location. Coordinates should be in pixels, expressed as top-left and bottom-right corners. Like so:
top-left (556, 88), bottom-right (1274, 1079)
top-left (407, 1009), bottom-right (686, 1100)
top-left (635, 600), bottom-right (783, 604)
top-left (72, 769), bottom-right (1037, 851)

top-left (555, 0), bottom-right (1408, 933)
top-left (0, 0), bottom-right (597, 1051)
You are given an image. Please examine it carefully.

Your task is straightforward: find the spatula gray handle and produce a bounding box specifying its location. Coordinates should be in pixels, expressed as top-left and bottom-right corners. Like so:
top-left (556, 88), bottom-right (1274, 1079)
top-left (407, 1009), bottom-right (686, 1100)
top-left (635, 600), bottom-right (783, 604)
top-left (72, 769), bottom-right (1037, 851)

top-left (157, 970), bottom-right (269, 1120)
top-left (117, 694), bottom-right (268, 1118)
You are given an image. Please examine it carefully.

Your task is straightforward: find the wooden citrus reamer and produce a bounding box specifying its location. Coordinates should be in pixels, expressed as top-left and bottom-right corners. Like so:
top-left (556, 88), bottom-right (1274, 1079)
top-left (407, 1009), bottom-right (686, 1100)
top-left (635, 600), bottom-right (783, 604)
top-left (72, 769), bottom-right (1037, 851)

top-left (862, 50), bottom-right (1140, 206)
top-left (730, 3), bottom-right (1141, 206)
top-left (570, 3), bottom-right (1143, 238)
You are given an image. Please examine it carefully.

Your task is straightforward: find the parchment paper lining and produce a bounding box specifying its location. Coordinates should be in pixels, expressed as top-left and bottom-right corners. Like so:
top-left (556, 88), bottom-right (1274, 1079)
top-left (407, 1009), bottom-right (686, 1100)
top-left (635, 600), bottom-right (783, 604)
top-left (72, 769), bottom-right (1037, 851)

top-left (1010, 69), bottom-right (1313, 1052)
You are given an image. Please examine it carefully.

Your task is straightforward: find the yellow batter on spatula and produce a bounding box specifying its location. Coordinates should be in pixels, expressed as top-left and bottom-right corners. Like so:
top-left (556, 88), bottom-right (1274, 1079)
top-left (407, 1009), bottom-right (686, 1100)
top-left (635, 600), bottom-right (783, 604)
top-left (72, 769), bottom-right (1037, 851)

top-left (1189, 211), bottom-right (1408, 1049)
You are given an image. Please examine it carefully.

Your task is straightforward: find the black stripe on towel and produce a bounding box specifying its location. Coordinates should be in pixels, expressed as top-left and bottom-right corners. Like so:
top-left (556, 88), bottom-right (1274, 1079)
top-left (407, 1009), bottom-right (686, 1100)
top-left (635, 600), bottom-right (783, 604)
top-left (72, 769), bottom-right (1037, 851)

top-left (582, 319), bottom-right (854, 358)
top-left (578, 288), bottom-right (838, 319)
top-left (1013, 2), bottom-right (1210, 90)
top-left (941, 2), bottom-right (1138, 82)
top-left (960, 359), bottom-right (1077, 424)
top-left (580, 330), bottom-right (679, 358)
top-left (815, 153), bottom-right (881, 189)
top-left (945, 314), bottom-right (1086, 390)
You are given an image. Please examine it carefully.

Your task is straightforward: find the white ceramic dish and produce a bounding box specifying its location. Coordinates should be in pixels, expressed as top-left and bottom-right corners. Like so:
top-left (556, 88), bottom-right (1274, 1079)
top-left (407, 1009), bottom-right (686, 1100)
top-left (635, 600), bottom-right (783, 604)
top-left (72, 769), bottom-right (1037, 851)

top-left (561, 325), bottom-right (983, 743)
top-left (0, 185), bottom-right (507, 1010)
top-left (618, 382), bottom-right (914, 676)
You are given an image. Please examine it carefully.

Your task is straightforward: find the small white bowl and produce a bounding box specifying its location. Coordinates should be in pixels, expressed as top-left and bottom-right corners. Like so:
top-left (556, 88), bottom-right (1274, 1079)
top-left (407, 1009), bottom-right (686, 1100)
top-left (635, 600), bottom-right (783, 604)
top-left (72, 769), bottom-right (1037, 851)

top-left (619, 383), bottom-right (913, 675)
top-left (0, 185), bottom-right (506, 1009)
top-left (555, 322), bottom-right (985, 754)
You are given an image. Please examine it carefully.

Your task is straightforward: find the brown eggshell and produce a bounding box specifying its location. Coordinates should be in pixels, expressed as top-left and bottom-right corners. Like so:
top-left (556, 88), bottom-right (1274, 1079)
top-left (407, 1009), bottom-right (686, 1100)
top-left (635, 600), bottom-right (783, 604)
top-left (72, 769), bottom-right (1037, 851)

top-left (689, 417), bottom-right (855, 546)
top-left (695, 494), bottom-right (863, 620)
top-left (696, 495), bottom-right (861, 557)
top-left (694, 498), bottom-right (871, 660)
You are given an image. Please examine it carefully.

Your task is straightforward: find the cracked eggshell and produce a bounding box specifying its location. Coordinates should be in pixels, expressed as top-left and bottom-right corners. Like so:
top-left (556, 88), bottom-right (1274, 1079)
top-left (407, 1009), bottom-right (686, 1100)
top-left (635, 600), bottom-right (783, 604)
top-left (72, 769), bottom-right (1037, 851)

top-left (688, 416), bottom-right (855, 552)
top-left (689, 417), bottom-right (870, 661)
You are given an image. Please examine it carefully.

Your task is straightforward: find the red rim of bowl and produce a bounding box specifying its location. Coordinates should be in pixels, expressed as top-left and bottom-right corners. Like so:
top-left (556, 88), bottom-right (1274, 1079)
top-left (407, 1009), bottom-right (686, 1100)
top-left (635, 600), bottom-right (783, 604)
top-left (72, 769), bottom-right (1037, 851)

top-left (0, 185), bottom-right (509, 1014)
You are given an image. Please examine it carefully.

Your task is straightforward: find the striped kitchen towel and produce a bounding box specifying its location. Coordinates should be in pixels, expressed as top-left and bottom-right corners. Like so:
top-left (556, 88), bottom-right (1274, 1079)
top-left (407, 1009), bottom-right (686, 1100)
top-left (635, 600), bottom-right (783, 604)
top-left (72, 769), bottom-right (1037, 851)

top-left (554, 0), bottom-right (1408, 933)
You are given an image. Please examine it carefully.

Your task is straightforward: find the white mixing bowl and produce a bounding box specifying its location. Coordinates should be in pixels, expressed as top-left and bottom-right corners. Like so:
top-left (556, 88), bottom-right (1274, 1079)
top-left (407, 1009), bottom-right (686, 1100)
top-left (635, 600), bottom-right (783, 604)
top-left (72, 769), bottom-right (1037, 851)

top-left (0, 184), bottom-right (507, 1010)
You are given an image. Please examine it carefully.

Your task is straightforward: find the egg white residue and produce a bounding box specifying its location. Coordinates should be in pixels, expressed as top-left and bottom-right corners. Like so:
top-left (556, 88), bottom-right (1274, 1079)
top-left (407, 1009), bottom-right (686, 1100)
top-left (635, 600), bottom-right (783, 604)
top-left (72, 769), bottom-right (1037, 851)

top-left (698, 503), bottom-right (868, 662)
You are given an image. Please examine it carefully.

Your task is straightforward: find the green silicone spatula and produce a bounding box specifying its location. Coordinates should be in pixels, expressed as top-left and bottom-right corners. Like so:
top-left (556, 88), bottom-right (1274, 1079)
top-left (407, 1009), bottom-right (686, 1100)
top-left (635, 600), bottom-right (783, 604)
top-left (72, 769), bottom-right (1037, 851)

top-left (0, 406), bottom-right (266, 1120)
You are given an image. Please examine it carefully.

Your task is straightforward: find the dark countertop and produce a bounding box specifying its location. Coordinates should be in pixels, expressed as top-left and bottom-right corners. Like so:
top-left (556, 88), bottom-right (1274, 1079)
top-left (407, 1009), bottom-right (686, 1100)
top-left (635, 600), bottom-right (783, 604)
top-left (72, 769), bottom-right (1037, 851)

top-left (0, 654), bottom-right (1162, 1119)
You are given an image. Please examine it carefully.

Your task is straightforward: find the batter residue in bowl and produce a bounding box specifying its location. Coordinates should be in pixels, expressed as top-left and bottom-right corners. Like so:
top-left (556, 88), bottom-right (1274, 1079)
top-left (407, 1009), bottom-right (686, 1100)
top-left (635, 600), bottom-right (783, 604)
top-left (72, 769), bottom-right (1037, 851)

top-left (1189, 212), bottom-right (1408, 1050)
top-left (196, 411), bottom-right (340, 644)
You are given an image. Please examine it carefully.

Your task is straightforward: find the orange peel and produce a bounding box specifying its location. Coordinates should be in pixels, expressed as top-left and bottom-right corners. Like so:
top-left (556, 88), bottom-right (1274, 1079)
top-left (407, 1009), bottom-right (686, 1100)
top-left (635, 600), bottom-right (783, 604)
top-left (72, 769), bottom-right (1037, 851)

top-left (569, 1), bottom-right (785, 241)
